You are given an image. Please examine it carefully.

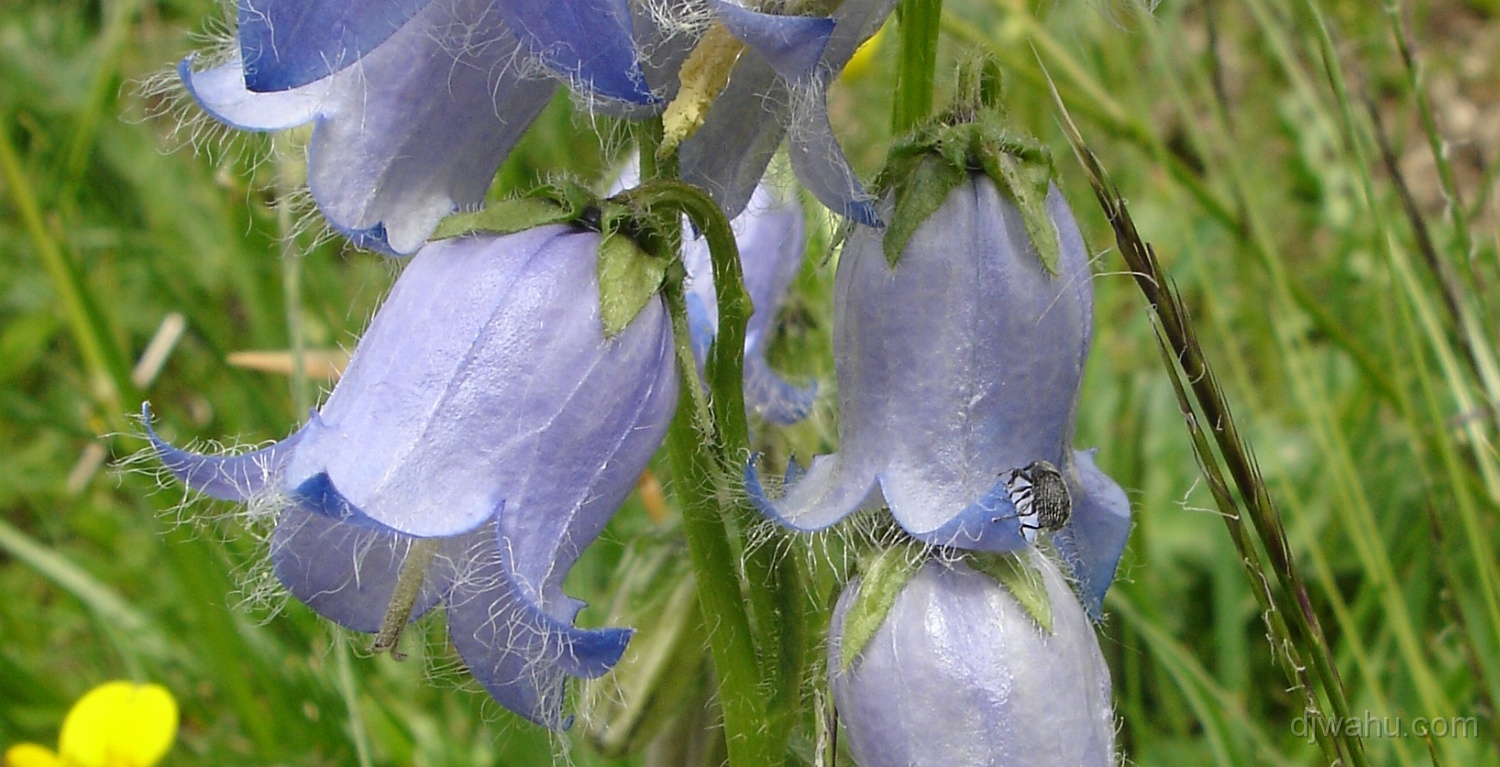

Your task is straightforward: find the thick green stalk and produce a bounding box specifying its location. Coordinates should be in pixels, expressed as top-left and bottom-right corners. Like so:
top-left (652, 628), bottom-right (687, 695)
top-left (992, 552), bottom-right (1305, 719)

top-left (892, 0), bottom-right (942, 135)
top-left (626, 147), bottom-right (803, 762)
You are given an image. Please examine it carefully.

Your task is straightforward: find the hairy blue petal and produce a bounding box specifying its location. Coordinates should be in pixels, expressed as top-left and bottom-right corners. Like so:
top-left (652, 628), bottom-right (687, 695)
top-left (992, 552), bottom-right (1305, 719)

top-left (679, 55), bottom-right (787, 221)
top-left (178, 55), bottom-right (332, 130)
top-left (682, 0), bottom-right (893, 221)
top-left (281, 225), bottom-right (676, 537)
top-left (708, 0), bottom-right (834, 83)
top-left (182, 0), bottom-right (557, 254)
top-left (885, 474), bottom-right (1031, 551)
top-left (447, 528), bottom-right (631, 728)
top-left (746, 452), bottom-right (879, 533)
top-left (269, 505), bottom-right (450, 632)
top-left (756, 177), bottom-right (1113, 555)
top-left (491, 277), bottom-right (678, 634)
top-left (497, 0), bottom-right (654, 104)
top-left (831, 555), bottom-right (1116, 767)
top-left (143, 403), bottom-right (298, 502)
top-left (236, 0), bottom-right (429, 92)
top-left (1055, 450), bottom-right (1133, 620)
top-left (787, 79), bottom-right (881, 226)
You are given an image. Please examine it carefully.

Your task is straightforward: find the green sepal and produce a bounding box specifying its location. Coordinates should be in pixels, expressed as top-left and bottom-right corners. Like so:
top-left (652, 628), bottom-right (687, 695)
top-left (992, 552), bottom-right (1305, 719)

top-left (839, 545), bottom-right (925, 671)
top-left (874, 69), bottom-right (1062, 273)
top-left (983, 144), bottom-right (1060, 274)
top-left (596, 228), bottom-right (667, 338)
top-left (881, 151), bottom-right (966, 267)
top-left (969, 551), bottom-right (1054, 634)
top-left (430, 181), bottom-right (595, 239)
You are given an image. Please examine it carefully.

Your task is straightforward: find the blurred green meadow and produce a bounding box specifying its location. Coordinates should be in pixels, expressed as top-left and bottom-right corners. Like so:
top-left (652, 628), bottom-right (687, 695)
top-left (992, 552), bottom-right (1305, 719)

top-left (2, 0), bottom-right (1499, 765)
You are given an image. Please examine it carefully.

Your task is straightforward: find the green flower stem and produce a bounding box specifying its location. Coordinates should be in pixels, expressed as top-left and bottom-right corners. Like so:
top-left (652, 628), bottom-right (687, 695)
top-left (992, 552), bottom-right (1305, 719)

top-left (274, 139), bottom-right (312, 414)
top-left (625, 170), bottom-right (804, 763)
top-left (892, 0), bottom-right (942, 135)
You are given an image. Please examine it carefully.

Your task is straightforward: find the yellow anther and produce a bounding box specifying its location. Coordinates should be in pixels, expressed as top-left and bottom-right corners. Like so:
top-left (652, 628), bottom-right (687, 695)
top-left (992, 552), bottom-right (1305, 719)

top-left (660, 21), bottom-right (746, 157)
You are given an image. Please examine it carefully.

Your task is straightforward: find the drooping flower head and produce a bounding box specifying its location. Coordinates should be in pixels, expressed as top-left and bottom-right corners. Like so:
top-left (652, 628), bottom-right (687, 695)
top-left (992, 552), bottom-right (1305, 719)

top-left (179, 0), bottom-right (660, 254)
top-left (147, 218), bottom-right (678, 725)
top-left (830, 553), bottom-right (1116, 767)
top-left (748, 105), bottom-right (1131, 616)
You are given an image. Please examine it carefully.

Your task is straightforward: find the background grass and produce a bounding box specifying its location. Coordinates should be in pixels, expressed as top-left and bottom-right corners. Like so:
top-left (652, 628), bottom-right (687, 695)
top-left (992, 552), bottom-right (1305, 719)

top-left (2, 0), bottom-right (1498, 765)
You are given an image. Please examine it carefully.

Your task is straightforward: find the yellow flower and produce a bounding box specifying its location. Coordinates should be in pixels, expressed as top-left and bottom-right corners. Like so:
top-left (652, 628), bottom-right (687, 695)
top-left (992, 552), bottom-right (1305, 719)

top-left (4, 682), bottom-right (178, 767)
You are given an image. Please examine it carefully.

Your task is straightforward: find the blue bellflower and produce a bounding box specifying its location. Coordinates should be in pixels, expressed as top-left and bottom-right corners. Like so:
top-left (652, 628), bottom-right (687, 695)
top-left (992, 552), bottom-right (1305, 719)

top-left (147, 224), bottom-right (679, 725)
top-left (748, 174), bottom-right (1131, 616)
top-left (182, 0), bottom-right (656, 254)
top-left (229, 0), bottom-right (652, 102)
top-left (670, 0), bottom-right (897, 225)
top-left (830, 554), bottom-right (1117, 767)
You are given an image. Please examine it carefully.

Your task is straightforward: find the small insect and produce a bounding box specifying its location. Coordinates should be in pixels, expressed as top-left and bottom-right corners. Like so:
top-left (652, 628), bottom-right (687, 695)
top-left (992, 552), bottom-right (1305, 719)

top-left (994, 459), bottom-right (1072, 541)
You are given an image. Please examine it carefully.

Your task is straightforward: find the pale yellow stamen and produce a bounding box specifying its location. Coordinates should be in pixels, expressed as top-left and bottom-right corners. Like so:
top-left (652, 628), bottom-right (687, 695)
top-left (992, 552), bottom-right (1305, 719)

top-left (660, 21), bottom-right (746, 157)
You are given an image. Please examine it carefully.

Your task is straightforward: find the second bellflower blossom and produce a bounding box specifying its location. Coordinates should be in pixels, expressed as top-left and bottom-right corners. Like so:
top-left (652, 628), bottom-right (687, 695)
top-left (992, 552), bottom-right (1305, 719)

top-left (748, 172), bottom-right (1131, 616)
top-left (147, 224), bottom-right (678, 725)
top-left (830, 554), bottom-right (1117, 767)
top-left (229, 0), bottom-right (653, 103)
top-left (670, 0), bottom-right (898, 224)
top-left (180, 0), bottom-right (558, 255)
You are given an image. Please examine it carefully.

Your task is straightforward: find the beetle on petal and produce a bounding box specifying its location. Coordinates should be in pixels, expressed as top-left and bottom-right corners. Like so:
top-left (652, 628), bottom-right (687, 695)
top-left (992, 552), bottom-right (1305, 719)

top-left (747, 169), bottom-right (1131, 617)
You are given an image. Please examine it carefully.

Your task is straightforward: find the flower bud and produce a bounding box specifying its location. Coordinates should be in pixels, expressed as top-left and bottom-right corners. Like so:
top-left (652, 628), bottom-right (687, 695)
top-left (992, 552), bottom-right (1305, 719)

top-left (830, 553), bottom-right (1117, 767)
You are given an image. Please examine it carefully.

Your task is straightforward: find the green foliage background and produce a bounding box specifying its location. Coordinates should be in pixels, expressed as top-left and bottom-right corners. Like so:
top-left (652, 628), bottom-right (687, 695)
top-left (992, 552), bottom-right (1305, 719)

top-left (2, 0), bottom-right (1498, 764)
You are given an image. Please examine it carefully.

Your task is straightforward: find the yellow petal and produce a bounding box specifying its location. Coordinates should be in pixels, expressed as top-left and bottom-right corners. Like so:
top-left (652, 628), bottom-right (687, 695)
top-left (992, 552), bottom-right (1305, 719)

top-left (57, 682), bottom-right (178, 767)
top-left (4, 743), bottom-right (65, 767)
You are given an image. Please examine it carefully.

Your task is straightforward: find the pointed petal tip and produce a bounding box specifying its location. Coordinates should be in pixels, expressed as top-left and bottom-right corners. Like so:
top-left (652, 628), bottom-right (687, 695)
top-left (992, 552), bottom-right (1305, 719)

top-left (328, 219), bottom-right (401, 256)
top-left (1056, 449), bottom-right (1133, 620)
top-left (744, 455), bottom-right (847, 534)
top-left (448, 575), bottom-right (633, 728)
top-left (142, 402), bottom-right (293, 502)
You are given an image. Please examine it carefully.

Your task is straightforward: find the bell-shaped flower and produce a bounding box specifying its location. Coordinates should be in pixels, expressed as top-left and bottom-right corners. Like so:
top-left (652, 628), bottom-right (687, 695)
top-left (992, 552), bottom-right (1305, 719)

top-left (146, 223), bottom-right (679, 726)
top-left (667, 0), bottom-right (897, 225)
top-left (228, 0), bottom-right (652, 103)
top-left (829, 554), bottom-right (1117, 767)
top-left (747, 172), bottom-right (1131, 617)
top-left (180, 0), bottom-right (559, 255)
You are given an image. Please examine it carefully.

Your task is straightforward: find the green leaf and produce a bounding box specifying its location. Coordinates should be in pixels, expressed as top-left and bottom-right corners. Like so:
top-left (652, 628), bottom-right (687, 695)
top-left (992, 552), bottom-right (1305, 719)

top-left (969, 551), bottom-right (1054, 634)
top-left (987, 148), bottom-right (1061, 275)
top-left (597, 231), bottom-right (667, 337)
top-left (883, 153), bottom-right (966, 267)
top-left (431, 182), bottom-right (595, 239)
top-left (839, 546), bottom-right (924, 670)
